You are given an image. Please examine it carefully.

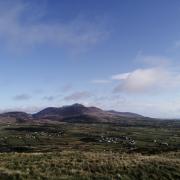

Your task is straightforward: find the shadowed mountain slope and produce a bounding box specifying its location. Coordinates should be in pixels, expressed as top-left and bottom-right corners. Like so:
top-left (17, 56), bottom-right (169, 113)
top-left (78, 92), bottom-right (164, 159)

top-left (0, 104), bottom-right (147, 124)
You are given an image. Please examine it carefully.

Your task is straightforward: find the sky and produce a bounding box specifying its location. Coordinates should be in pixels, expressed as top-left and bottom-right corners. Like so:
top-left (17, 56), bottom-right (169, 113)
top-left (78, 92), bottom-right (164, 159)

top-left (1, 0), bottom-right (180, 118)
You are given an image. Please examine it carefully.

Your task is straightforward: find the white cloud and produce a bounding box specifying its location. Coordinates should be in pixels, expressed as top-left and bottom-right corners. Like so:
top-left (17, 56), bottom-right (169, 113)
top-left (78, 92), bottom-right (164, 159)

top-left (92, 53), bottom-right (180, 95)
top-left (113, 67), bottom-right (180, 93)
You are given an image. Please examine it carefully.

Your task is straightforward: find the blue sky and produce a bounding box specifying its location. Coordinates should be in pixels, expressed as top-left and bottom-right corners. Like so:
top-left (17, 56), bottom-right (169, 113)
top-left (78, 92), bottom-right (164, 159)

top-left (1, 0), bottom-right (180, 118)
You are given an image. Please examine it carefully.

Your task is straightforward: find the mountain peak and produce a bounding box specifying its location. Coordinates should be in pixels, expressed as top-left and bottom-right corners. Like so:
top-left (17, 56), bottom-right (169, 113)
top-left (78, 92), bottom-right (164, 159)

top-left (71, 103), bottom-right (85, 107)
top-left (0, 104), bottom-right (144, 124)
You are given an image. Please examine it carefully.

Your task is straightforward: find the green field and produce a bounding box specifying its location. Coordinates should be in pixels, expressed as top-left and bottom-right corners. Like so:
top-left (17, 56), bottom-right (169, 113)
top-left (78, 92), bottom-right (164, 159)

top-left (0, 122), bottom-right (179, 179)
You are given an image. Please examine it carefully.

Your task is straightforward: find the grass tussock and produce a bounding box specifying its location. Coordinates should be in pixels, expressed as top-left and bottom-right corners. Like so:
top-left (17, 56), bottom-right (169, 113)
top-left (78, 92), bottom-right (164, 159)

top-left (0, 151), bottom-right (179, 180)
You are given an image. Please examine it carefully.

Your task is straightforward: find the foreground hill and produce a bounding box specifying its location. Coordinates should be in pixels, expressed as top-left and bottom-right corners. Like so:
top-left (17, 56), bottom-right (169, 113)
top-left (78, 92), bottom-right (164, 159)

top-left (0, 151), bottom-right (179, 179)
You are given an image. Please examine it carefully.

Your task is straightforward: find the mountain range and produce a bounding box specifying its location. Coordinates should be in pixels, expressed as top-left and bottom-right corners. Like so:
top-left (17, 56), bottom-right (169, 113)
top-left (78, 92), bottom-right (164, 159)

top-left (0, 103), bottom-right (147, 124)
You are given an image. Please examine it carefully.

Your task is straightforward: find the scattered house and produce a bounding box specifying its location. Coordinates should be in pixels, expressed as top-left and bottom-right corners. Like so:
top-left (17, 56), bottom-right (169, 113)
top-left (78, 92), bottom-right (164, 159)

top-left (153, 139), bottom-right (169, 146)
top-left (98, 135), bottom-right (136, 145)
top-left (160, 142), bottom-right (168, 146)
top-left (129, 140), bottom-right (136, 145)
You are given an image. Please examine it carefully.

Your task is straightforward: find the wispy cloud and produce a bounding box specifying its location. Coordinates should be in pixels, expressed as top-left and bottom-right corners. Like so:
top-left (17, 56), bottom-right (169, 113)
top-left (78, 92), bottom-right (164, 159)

top-left (91, 79), bottom-right (110, 84)
top-left (111, 73), bottom-right (130, 80)
top-left (0, 1), bottom-right (108, 53)
top-left (64, 91), bottom-right (92, 101)
top-left (173, 40), bottom-right (180, 49)
top-left (61, 84), bottom-right (73, 92)
top-left (13, 94), bottom-right (31, 101)
top-left (43, 96), bottom-right (56, 101)
top-left (134, 52), bottom-right (170, 66)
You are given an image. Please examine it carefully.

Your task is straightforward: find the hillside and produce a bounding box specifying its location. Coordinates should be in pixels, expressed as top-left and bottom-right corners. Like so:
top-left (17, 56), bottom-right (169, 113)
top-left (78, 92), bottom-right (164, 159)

top-left (0, 104), bottom-right (146, 124)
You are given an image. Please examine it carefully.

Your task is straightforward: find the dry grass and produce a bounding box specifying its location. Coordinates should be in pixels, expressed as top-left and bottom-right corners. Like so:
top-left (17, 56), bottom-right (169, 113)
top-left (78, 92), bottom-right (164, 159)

top-left (0, 151), bottom-right (179, 179)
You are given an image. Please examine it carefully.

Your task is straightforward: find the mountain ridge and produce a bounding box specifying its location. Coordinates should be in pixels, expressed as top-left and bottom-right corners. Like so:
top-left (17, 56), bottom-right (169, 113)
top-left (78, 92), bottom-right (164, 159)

top-left (0, 103), bottom-right (145, 123)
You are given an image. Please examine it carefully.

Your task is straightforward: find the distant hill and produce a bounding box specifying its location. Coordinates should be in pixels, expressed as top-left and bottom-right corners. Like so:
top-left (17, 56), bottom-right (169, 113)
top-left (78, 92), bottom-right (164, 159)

top-left (32, 103), bottom-right (145, 123)
top-left (0, 112), bottom-right (32, 123)
top-left (33, 103), bottom-right (111, 123)
top-left (107, 110), bottom-right (144, 118)
top-left (0, 103), bottom-right (146, 124)
top-left (0, 112), bottom-right (32, 119)
top-left (33, 103), bottom-right (102, 118)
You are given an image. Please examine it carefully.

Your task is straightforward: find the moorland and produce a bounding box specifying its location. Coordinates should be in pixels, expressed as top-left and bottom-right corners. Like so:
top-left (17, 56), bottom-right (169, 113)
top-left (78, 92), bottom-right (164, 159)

top-left (0, 104), bottom-right (179, 179)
